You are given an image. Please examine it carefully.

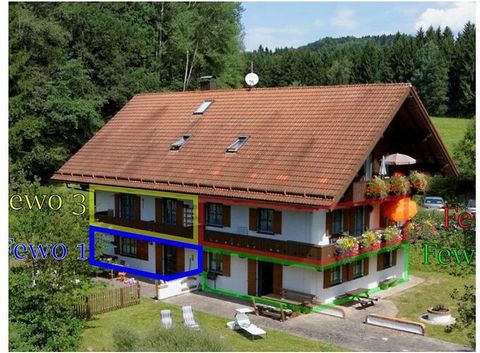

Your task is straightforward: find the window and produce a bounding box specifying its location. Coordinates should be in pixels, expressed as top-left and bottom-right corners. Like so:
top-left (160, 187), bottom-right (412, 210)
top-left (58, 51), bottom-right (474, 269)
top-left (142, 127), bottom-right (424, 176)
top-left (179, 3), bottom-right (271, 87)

top-left (208, 253), bottom-right (223, 274)
top-left (120, 194), bottom-right (135, 220)
top-left (226, 136), bottom-right (249, 153)
top-left (383, 251), bottom-right (393, 269)
top-left (364, 153), bottom-right (373, 181)
top-left (257, 208), bottom-right (274, 233)
top-left (193, 100), bottom-right (213, 115)
top-left (352, 260), bottom-right (364, 279)
top-left (206, 203), bottom-right (223, 227)
top-left (183, 205), bottom-right (193, 227)
top-left (353, 206), bottom-right (364, 236)
top-left (120, 238), bottom-right (137, 257)
top-left (330, 266), bottom-right (342, 286)
top-left (332, 210), bottom-right (343, 234)
top-left (170, 135), bottom-right (191, 151)
top-left (163, 199), bottom-right (177, 225)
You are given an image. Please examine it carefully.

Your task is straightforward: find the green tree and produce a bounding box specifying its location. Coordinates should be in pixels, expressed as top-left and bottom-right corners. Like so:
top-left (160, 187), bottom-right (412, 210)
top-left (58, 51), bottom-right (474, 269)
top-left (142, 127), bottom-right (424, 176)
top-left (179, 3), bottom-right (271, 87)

top-left (411, 41), bottom-right (449, 115)
top-left (453, 119), bottom-right (475, 178)
top-left (448, 285), bottom-right (475, 349)
top-left (326, 57), bottom-right (352, 85)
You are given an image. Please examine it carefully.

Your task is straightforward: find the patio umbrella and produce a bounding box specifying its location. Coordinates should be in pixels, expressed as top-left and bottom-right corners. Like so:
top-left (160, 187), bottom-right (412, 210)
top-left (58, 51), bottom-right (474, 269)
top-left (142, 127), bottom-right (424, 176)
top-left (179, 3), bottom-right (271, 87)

top-left (384, 153), bottom-right (416, 165)
top-left (382, 197), bottom-right (418, 222)
top-left (379, 156), bottom-right (387, 177)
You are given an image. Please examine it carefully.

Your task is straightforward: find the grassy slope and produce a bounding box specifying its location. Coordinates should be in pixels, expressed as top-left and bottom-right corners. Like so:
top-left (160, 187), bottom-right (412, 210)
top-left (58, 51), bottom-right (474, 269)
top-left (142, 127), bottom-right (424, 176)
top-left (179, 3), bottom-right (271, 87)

top-left (430, 117), bottom-right (470, 155)
top-left (80, 299), bottom-right (347, 352)
top-left (389, 270), bottom-right (474, 346)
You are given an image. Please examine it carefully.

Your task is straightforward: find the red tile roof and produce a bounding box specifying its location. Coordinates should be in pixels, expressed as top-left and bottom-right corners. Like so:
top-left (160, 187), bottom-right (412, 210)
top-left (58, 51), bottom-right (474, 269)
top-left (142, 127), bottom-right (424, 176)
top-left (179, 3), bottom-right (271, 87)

top-left (52, 83), bottom-right (445, 206)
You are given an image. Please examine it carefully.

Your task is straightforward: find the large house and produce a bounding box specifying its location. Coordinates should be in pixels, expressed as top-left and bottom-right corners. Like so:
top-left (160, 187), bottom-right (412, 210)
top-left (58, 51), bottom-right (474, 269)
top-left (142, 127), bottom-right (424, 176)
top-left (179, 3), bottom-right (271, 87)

top-left (52, 83), bottom-right (457, 309)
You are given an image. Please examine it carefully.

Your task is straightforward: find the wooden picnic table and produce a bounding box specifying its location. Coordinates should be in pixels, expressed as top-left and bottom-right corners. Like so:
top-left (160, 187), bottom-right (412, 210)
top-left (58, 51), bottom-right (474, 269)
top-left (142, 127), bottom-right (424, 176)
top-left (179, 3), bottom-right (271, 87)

top-left (346, 288), bottom-right (379, 308)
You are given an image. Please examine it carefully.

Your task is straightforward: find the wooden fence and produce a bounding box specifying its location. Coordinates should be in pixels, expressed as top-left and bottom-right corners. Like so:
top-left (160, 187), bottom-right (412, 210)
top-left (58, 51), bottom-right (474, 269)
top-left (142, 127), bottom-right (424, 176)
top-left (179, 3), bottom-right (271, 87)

top-left (75, 283), bottom-right (141, 318)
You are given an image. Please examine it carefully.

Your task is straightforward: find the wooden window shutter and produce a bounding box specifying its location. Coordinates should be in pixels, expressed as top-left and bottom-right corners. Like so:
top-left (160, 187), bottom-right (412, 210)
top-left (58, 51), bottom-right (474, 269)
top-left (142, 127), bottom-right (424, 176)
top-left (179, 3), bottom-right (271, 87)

top-left (115, 194), bottom-right (120, 218)
top-left (176, 247), bottom-right (185, 272)
top-left (114, 236), bottom-right (120, 254)
top-left (323, 269), bottom-right (331, 288)
top-left (363, 257), bottom-right (369, 276)
top-left (203, 251), bottom-right (208, 270)
top-left (342, 264), bottom-right (349, 282)
top-left (347, 263), bottom-right (353, 281)
top-left (272, 263), bottom-right (283, 295)
top-left (325, 211), bottom-right (332, 235)
top-left (377, 253), bottom-right (385, 271)
top-left (155, 198), bottom-right (163, 224)
top-left (137, 240), bottom-right (149, 260)
top-left (176, 200), bottom-right (184, 226)
top-left (392, 249), bottom-right (397, 266)
top-left (134, 196), bottom-right (141, 220)
top-left (223, 205), bottom-right (231, 227)
top-left (273, 211), bottom-right (282, 234)
top-left (249, 208), bottom-right (257, 231)
top-left (222, 254), bottom-right (231, 277)
top-left (349, 208), bottom-right (356, 234)
top-left (247, 259), bottom-right (256, 295)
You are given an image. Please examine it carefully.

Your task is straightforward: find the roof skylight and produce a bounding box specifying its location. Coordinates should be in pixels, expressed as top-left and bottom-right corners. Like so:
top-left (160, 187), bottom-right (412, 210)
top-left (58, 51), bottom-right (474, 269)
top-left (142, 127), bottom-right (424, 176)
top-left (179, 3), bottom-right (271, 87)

top-left (193, 100), bottom-right (213, 115)
top-left (226, 136), bottom-right (249, 153)
top-left (170, 135), bottom-right (191, 151)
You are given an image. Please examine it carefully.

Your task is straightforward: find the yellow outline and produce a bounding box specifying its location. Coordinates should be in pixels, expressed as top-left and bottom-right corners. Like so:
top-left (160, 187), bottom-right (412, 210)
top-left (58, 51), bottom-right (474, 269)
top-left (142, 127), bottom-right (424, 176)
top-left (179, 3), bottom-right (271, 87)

top-left (89, 184), bottom-right (199, 244)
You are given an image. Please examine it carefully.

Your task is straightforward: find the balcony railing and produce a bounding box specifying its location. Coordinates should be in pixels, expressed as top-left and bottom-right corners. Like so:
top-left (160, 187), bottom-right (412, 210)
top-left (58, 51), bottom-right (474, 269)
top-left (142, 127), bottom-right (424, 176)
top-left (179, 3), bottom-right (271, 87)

top-left (94, 213), bottom-right (193, 239)
top-left (204, 230), bottom-right (337, 262)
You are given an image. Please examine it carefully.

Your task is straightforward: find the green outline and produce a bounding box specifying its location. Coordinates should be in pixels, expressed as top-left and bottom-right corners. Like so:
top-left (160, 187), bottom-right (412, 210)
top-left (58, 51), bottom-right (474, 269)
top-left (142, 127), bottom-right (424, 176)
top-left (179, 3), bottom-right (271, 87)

top-left (89, 184), bottom-right (199, 244)
top-left (201, 242), bottom-right (410, 313)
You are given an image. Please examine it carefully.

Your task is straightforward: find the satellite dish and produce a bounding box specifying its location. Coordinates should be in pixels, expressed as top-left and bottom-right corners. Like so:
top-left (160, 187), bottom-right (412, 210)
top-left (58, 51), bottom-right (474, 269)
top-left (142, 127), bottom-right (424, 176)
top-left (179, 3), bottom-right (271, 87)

top-left (245, 72), bottom-right (259, 87)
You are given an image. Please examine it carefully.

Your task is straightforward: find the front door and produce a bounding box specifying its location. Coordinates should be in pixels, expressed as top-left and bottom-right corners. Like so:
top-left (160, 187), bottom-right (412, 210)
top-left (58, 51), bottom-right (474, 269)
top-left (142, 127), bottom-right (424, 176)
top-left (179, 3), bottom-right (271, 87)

top-left (155, 243), bottom-right (163, 274)
top-left (163, 245), bottom-right (177, 275)
top-left (257, 261), bottom-right (274, 296)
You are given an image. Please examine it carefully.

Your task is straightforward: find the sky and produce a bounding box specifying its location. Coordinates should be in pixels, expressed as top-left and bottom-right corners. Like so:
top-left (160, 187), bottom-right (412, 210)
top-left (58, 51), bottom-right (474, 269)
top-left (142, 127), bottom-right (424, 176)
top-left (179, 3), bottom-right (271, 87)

top-left (241, 2), bottom-right (476, 51)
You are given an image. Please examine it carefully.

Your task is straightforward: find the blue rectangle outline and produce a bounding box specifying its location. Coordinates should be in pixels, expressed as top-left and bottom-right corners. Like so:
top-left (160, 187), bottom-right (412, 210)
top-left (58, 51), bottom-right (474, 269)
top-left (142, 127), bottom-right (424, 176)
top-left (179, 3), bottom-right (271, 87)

top-left (89, 225), bottom-right (203, 281)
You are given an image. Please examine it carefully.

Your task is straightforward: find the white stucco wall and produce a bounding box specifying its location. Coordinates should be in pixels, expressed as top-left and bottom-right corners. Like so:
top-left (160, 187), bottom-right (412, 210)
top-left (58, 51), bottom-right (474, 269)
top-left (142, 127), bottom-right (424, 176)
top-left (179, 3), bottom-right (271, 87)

top-left (283, 265), bottom-right (317, 294)
top-left (96, 191), bottom-right (115, 214)
top-left (205, 205), bottom-right (328, 245)
top-left (207, 256), bottom-right (248, 294)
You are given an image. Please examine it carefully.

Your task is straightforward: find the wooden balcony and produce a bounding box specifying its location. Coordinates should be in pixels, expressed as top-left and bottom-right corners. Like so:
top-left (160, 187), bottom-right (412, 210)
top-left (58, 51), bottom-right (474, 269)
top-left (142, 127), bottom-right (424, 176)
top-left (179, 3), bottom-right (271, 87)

top-left (203, 230), bottom-right (337, 263)
top-left (352, 181), bottom-right (368, 202)
top-left (94, 213), bottom-right (193, 239)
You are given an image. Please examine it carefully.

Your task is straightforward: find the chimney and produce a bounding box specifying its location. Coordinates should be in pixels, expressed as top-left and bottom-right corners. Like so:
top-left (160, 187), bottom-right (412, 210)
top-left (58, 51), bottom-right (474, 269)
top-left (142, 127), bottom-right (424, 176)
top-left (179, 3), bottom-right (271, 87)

top-left (199, 76), bottom-right (216, 91)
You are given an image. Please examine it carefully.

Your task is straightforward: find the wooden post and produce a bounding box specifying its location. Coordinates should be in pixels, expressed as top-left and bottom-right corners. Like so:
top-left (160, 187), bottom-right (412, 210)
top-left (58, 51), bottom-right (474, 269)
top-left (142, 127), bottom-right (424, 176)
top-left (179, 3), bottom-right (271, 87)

top-left (280, 304), bottom-right (286, 322)
top-left (137, 282), bottom-right (141, 302)
top-left (120, 287), bottom-right (125, 308)
top-left (155, 280), bottom-right (159, 300)
top-left (85, 296), bottom-right (91, 319)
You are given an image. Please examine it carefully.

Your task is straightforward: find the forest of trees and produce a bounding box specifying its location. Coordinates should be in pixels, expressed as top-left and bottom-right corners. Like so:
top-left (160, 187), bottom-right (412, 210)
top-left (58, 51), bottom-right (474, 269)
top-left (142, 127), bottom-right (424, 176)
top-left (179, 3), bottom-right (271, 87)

top-left (9, 2), bottom-right (475, 185)
top-left (247, 24), bottom-right (475, 118)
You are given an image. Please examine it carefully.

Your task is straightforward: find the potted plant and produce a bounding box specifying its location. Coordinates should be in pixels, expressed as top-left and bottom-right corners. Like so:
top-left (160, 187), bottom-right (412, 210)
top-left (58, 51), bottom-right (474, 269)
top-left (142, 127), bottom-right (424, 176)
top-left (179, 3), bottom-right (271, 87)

top-left (336, 236), bottom-right (359, 256)
top-left (360, 230), bottom-right (381, 250)
top-left (387, 175), bottom-right (411, 195)
top-left (383, 226), bottom-right (402, 242)
top-left (409, 171), bottom-right (429, 193)
top-left (427, 304), bottom-right (453, 325)
top-left (365, 176), bottom-right (388, 199)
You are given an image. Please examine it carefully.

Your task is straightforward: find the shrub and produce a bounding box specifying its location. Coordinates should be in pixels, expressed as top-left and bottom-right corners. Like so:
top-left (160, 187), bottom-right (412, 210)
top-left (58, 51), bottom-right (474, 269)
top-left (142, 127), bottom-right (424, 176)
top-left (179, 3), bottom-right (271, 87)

top-left (387, 175), bottom-right (411, 195)
top-left (383, 226), bottom-right (401, 242)
top-left (432, 303), bottom-right (449, 312)
top-left (409, 171), bottom-right (429, 193)
top-left (360, 230), bottom-right (380, 248)
top-left (365, 176), bottom-right (388, 198)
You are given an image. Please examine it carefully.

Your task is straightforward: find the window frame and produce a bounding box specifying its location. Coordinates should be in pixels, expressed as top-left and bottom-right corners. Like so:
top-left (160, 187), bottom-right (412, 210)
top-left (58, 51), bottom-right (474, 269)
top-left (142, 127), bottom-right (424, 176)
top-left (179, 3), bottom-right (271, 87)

top-left (257, 208), bottom-right (274, 234)
top-left (120, 237), bottom-right (137, 257)
top-left (119, 194), bottom-right (136, 220)
top-left (330, 266), bottom-right (342, 286)
top-left (163, 198), bottom-right (177, 225)
top-left (352, 260), bottom-right (364, 279)
top-left (353, 206), bottom-right (364, 236)
top-left (383, 251), bottom-right (393, 269)
top-left (206, 203), bottom-right (224, 227)
top-left (208, 253), bottom-right (223, 274)
top-left (226, 136), bottom-right (249, 153)
top-left (332, 209), bottom-right (343, 234)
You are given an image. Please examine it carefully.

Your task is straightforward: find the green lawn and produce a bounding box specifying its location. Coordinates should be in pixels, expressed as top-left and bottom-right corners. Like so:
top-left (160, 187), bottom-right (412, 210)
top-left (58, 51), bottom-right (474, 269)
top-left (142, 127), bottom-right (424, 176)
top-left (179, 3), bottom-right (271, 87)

top-left (80, 298), bottom-right (347, 352)
top-left (431, 117), bottom-right (470, 155)
top-left (389, 270), bottom-right (474, 346)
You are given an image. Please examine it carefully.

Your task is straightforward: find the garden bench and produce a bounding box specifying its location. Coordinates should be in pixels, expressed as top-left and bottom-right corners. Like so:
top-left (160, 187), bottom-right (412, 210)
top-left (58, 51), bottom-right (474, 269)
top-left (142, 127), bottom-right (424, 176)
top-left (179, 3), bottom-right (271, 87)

top-left (280, 288), bottom-right (317, 307)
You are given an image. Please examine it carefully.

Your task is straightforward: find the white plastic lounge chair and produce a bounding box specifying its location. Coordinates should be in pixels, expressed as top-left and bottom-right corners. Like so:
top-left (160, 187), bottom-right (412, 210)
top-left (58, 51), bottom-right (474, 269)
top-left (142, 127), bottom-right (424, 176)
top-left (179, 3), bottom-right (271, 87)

top-left (235, 313), bottom-right (266, 339)
top-left (161, 309), bottom-right (172, 329)
top-left (182, 306), bottom-right (200, 330)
